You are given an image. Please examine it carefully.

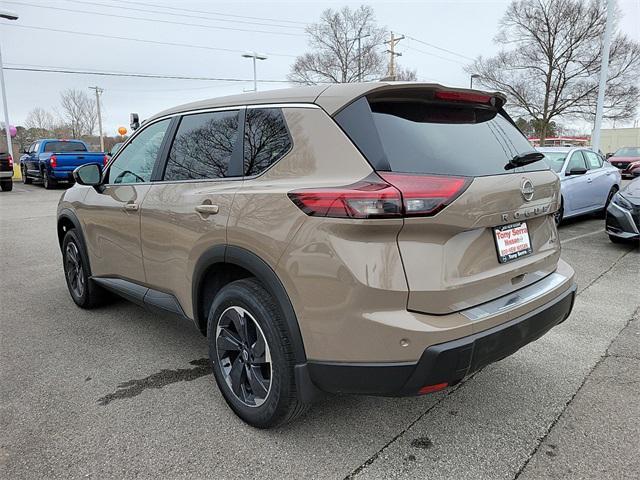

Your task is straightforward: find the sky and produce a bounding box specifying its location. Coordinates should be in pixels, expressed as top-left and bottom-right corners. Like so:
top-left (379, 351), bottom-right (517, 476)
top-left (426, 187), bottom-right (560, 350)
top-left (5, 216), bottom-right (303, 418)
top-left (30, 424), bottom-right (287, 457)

top-left (1, 0), bottom-right (639, 136)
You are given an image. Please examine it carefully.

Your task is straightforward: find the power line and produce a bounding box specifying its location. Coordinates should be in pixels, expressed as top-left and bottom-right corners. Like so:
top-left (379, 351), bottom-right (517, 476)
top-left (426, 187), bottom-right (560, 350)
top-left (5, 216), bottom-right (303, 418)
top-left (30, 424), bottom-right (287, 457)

top-left (403, 34), bottom-right (474, 61)
top-left (4, 1), bottom-right (306, 37)
top-left (3, 24), bottom-right (298, 58)
top-left (62, 0), bottom-right (306, 30)
top-left (113, 0), bottom-right (308, 26)
top-left (3, 64), bottom-right (301, 83)
top-left (403, 45), bottom-right (468, 66)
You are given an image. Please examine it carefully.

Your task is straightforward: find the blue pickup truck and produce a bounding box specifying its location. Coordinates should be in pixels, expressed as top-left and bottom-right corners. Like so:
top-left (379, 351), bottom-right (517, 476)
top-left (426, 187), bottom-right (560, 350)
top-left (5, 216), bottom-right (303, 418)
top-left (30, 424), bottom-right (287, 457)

top-left (20, 139), bottom-right (106, 189)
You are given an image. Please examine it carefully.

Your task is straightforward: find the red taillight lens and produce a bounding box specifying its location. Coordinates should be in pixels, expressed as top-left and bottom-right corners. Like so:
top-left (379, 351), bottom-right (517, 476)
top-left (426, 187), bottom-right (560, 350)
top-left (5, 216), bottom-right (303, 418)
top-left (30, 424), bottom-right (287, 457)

top-left (103, 155), bottom-right (109, 166)
top-left (289, 173), bottom-right (470, 219)
top-left (7, 155), bottom-right (13, 167)
top-left (379, 172), bottom-right (470, 217)
top-left (50, 155), bottom-right (57, 168)
top-left (434, 90), bottom-right (492, 104)
top-left (288, 174), bottom-right (403, 219)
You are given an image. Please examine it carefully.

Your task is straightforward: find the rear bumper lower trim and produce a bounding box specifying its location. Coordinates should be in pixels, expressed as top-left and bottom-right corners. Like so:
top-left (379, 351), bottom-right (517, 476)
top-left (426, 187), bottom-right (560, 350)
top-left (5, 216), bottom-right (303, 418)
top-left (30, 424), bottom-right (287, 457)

top-left (306, 283), bottom-right (577, 396)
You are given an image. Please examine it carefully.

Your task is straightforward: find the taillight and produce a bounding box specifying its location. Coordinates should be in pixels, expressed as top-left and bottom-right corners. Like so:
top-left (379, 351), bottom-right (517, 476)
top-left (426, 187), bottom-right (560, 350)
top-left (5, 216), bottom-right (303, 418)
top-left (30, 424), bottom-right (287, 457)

top-left (103, 155), bottom-right (109, 166)
top-left (7, 155), bottom-right (13, 168)
top-left (288, 174), bottom-right (403, 219)
top-left (434, 90), bottom-right (492, 104)
top-left (288, 173), bottom-right (470, 219)
top-left (378, 172), bottom-right (470, 217)
top-left (50, 155), bottom-right (57, 168)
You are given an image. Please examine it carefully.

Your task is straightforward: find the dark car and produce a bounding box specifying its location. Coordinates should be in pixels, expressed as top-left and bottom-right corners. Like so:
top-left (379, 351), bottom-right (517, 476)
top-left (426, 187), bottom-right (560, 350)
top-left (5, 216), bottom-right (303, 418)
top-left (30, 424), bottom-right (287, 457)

top-left (605, 177), bottom-right (640, 243)
top-left (0, 152), bottom-right (13, 191)
top-left (608, 147), bottom-right (640, 178)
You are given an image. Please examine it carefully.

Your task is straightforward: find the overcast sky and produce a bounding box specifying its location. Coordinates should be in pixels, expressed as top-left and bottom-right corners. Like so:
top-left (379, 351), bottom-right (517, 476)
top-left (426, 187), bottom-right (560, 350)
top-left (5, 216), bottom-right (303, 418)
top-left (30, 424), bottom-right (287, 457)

top-left (1, 0), bottom-right (639, 135)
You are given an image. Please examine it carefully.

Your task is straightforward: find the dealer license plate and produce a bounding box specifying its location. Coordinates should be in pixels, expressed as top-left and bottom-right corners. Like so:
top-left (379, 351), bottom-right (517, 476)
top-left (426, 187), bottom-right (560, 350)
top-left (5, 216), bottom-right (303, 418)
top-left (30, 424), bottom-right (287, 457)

top-left (494, 222), bottom-right (532, 263)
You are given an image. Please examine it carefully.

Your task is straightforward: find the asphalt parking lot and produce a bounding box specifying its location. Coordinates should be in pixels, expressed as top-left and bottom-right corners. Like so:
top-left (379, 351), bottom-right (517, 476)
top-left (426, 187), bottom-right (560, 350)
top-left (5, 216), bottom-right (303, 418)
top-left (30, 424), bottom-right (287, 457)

top-left (1, 183), bottom-right (638, 480)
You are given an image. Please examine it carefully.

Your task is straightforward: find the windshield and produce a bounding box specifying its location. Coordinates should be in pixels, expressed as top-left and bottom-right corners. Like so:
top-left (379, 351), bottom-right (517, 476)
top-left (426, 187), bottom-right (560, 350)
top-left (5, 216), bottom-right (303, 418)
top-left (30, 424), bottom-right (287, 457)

top-left (613, 147), bottom-right (640, 157)
top-left (43, 141), bottom-right (87, 153)
top-left (540, 152), bottom-right (567, 172)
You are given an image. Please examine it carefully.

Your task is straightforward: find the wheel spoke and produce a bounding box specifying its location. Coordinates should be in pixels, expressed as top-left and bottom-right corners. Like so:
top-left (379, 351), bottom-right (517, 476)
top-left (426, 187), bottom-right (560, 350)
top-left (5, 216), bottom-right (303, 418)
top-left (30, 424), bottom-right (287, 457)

top-left (217, 327), bottom-right (242, 353)
top-left (226, 308), bottom-right (248, 343)
top-left (251, 335), bottom-right (267, 364)
top-left (246, 365), bottom-right (269, 398)
top-left (229, 356), bottom-right (245, 398)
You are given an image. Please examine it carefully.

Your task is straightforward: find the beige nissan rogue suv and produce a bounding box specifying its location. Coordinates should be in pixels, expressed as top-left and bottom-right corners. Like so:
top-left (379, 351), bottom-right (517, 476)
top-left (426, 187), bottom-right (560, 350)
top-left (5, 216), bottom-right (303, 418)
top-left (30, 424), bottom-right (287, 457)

top-left (58, 83), bottom-right (576, 428)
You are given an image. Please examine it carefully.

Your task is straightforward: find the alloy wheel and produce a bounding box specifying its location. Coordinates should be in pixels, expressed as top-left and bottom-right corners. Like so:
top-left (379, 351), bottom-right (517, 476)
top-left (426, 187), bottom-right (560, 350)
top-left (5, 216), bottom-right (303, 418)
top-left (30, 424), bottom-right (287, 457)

top-left (215, 306), bottom-right (272, 407)
top-left (65, 242), bottom-right (85, 298)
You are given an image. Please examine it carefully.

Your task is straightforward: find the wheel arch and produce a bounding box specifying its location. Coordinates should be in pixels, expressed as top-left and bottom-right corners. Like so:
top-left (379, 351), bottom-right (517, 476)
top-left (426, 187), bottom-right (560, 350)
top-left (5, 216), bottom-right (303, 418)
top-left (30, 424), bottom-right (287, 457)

top-left (57, 209), bottom-right (94, 275)
top-left (192, 245), bottom-right (307, 364)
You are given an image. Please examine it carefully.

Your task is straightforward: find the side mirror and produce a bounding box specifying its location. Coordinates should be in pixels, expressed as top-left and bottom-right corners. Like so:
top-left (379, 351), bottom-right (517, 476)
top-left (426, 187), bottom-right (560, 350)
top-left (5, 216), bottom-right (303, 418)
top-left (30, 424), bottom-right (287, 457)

top-left (566, 167), bottom-right (588, 176)
top-left (606, 153), bottom-right (613, 159)
top-left (130, 113), bottom-right (140, 131)
top-left (73, 164), bottom-right (102, 186)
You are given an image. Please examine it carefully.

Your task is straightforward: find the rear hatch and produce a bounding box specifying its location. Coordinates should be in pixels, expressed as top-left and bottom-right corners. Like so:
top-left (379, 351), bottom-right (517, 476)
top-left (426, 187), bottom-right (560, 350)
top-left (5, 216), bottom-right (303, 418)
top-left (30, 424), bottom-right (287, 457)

top-left (335, 86), bottom-right (561, 314)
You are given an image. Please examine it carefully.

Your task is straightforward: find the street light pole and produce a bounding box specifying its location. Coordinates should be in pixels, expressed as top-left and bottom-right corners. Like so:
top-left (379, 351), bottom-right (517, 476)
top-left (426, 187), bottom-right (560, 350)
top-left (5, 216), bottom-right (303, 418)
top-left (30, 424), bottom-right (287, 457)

top-left (355, 32), bottom-right (370, 82)
top-left (470, 74), bottom-right (481, 89)
top-left (592, 0), bottom-right (614, 153)
top-left (241, 52), bottom-right (268, 92)
top-left (0, 10), bottom-right (18, 158)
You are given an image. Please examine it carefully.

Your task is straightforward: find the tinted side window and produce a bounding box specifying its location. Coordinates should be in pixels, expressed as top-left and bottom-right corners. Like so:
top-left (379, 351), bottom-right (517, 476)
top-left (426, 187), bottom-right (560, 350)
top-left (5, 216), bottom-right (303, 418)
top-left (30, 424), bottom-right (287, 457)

top-left (107, 119), bottom-right (170, 184)
top-left (566, 151), bottom-right (587, 171)
top-left (164, 110), bottom-right (239, 181)
top-left (243, 108), bottom-right (292, 176)
top-left (584, 151), bottom-right (602, 169)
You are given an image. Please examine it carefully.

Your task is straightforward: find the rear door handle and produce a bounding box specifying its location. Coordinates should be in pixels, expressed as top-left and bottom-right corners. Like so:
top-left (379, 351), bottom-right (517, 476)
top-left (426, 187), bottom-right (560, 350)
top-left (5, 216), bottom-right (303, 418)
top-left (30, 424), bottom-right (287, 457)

top-left (195, 204), bottom-right (219, 215)
top-left (124, 203), bottom-right (139, 212)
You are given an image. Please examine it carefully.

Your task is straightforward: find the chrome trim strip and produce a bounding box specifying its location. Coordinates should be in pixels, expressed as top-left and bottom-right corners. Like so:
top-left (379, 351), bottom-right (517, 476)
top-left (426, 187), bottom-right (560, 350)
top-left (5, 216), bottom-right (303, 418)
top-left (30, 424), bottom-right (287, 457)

top-left (461, 272), bottom-right (568, 322)
top-left (610, 201), bottom-right (640, 234)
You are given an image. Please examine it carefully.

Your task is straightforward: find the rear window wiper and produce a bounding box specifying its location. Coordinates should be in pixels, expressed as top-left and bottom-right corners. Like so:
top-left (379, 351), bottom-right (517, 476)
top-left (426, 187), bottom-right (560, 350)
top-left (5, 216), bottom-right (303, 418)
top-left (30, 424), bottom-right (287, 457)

top-left (505, 151), bottom-right (545, 170)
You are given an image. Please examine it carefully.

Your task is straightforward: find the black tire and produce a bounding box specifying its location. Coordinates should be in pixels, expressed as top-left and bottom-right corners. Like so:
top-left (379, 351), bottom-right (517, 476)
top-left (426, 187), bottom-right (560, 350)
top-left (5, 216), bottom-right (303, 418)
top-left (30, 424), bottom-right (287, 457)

top-left (207, 278), bottom-right (309, 428)
top-left (608, 234), bottom-right (625, 244)
top-left (62, 229), bottom-right (110, 308)
top-left (22, 166), bottom-right (32, 184)
top-left (43, 172), bottom-right (55, 190)
top-left (555, 199), bottom-right (564, 226)
top-left (0, 179), bottom-right (12, 191)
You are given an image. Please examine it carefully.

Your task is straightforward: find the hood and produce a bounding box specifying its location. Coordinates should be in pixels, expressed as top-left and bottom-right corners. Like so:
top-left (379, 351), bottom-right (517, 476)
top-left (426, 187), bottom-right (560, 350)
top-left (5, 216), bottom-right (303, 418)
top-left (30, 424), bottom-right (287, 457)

top-left (610, 156), bottom-right (640, 163)
top-left (621, 178), bottom-right (640, 201)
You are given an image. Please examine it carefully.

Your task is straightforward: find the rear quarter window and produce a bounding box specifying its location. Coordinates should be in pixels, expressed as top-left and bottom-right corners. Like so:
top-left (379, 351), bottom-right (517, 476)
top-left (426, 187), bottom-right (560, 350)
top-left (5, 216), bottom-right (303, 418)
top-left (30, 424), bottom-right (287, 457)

top-left (335, 96), bottom-right (548, 177)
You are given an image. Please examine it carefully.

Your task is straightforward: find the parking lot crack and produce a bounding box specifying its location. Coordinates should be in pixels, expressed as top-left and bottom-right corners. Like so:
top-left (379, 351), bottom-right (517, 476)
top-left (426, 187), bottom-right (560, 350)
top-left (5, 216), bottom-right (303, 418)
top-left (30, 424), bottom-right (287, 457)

top-left (343, 373), bottom-right (479, 480)
top-left (576, 248), bottom-right (634, 296)
top-left (512, 306), bottom-right (639, 479)
top-left (96, 358), bottom-right (211, 406)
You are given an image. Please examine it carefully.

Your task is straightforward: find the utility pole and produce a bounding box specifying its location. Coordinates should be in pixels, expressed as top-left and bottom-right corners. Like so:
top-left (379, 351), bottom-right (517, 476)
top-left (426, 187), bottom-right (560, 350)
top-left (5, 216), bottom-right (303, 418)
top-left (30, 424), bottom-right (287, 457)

top-left (89, 86), bottom-right (104, 152)
top-left (592, 0), bottom-right (614, 153)
top-left (384, 31), bottom-right (404, 80)
top-left (0, 10), bottom-right (19, 158)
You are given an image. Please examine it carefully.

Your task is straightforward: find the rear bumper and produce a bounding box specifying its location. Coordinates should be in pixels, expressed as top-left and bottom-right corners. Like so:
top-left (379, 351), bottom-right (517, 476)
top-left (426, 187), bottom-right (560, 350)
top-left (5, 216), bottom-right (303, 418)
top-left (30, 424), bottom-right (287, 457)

top-left (305, 283), bottom-right (576, 396)
top-left (0, 171), bottom-right (12, 179)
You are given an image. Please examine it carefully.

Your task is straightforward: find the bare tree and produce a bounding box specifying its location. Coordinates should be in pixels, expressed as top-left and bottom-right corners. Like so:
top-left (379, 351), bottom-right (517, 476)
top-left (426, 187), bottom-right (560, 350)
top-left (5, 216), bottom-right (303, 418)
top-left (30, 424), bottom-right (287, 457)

top-left (59, 89), bottom-right (97, 137)
top-left (394, 66), bottom-right (417, 81)
top-left (289, 6), bottom-right (387, 84)
top-left (24, 107), bottom-right (55, 132)
top-left (467, 0), bottom-right (640, 144)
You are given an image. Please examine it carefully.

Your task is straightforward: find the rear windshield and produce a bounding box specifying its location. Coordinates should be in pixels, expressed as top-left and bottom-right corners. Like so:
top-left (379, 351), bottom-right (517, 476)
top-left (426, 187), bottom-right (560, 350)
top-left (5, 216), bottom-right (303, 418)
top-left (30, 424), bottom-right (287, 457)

top-left (613, 147), bottom-right (640, 157)
top-left (540, 152), bottom-right (567, 172)
top-left (335, 97), bottom-right (547, 176)
top-left (43, 141), bottom-right (87, 153)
